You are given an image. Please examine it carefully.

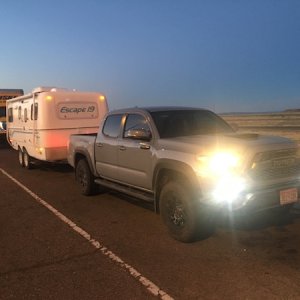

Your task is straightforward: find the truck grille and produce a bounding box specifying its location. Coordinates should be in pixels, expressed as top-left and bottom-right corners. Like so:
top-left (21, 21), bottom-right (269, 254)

top-left (247, 148), bottom-right (300, 181)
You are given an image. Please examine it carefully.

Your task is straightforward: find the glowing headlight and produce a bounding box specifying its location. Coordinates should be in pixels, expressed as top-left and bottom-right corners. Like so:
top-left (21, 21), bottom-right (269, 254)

top-left (212, 176), bottom-right (246, 204)
top-left (197, 152), bottom-right (240, 177)
top-left (208, 152), bottom-right (239, 173)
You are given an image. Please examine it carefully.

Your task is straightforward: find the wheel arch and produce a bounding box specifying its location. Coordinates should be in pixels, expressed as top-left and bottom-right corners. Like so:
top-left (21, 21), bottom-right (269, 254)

top-left (74, 150), bottom-right (97, 176)
top-left (153, 160), bottom-right (200, 213)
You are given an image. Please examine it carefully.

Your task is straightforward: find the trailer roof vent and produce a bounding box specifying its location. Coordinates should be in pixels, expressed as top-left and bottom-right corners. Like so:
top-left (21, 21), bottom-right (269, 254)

top-left (50, 88), bottom-right (69, 92)
top-left (32, 86), bottom-right (55, 93)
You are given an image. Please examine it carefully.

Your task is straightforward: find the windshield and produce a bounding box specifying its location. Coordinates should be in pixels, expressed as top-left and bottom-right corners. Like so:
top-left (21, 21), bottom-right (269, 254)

top-left (150, 110), bottom-right (234, 138)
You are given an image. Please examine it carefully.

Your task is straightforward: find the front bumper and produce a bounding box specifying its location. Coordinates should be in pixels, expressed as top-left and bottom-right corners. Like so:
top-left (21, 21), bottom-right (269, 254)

top-left (226, 180), bottom-right (300, 214)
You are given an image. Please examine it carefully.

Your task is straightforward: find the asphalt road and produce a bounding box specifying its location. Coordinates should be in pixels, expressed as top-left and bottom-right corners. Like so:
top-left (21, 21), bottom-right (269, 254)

top-left (1, 144), bottom-right (300, 300)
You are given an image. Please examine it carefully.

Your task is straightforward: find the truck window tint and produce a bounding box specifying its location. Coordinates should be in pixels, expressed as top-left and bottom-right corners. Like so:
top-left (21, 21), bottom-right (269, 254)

top-left (124, 114), bottom-right (151, 138)
top-left (102, 114), bottom-right (122, 138)
top-left (150, 110), bottom-right (234, 138)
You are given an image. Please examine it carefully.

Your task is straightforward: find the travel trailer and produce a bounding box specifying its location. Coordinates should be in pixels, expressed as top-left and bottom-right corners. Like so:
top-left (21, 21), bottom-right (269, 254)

top-left (6, 87), bottom-right (108, 168)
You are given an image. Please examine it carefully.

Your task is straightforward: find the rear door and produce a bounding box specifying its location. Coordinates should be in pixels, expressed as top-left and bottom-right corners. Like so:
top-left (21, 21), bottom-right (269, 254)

top-left (95, 114), bottom-right (123, 179)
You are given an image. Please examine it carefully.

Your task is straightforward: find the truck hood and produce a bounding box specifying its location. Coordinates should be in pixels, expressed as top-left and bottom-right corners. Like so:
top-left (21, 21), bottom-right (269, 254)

top-left (157, 133), bottom-right (297, 157)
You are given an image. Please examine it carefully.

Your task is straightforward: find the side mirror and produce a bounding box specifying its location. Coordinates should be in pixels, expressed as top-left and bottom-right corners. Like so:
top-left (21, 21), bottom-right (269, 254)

top-left (126, 129), bottom-right (152, 141)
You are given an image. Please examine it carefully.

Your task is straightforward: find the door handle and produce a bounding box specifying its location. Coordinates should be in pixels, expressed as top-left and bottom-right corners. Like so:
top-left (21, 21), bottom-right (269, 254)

top-left (119, 145), bottom-right (126, 151)
top-left (95, 142), bottom-right (103, 147)
top-left (139, 143), bottom-right (150, 150)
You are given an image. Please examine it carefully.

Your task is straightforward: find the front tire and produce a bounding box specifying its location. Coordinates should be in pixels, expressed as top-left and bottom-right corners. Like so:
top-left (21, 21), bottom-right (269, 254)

top-left (75, 159), bottom-right (98, 195)
top-left (160, 180), bottom-right (214, 242)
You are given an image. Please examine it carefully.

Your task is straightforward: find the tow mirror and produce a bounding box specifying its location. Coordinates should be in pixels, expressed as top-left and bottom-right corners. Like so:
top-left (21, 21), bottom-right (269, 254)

top-left (126, 129), bottom-right (151, 141)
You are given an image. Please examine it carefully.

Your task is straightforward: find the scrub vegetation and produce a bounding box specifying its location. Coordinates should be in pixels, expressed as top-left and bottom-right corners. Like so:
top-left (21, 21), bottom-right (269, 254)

top-left (222, 111), bottom-right (300, 146)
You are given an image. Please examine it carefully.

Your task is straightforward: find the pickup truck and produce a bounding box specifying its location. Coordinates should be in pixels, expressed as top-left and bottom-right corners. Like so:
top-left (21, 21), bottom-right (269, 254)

top-left (67, 107), bottom-right (300, 242)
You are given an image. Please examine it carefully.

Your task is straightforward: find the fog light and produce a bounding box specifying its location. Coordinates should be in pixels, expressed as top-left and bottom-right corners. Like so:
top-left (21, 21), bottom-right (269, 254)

top-left (212, 176), bottom-right (246, 205)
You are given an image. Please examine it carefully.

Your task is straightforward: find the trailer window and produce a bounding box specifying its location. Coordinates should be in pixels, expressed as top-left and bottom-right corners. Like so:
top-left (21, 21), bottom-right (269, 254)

top-left (8, 108), bottom-right (13, 122)
top-left (31, 103), bottom-right (38, 120)
top-left (18, 106), bottom-right (22, 120)
top-left (24, 108), bottom-right (28, 122)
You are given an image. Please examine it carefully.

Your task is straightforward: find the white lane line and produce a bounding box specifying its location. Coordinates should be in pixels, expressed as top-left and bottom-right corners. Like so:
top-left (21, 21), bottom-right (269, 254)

top-left (1, 168), bottom-right (174, 300)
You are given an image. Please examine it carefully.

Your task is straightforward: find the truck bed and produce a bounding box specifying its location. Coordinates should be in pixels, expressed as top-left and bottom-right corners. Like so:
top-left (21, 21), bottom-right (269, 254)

top-left (67, 133), bottom-right (97, 168)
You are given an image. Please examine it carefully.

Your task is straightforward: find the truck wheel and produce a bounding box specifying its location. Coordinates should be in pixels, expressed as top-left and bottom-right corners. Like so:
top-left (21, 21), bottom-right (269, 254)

top-left (160, 180), bottom-right (214, 242)
top-left (23, 149), bottom-right (33, 169)
top-left (75, 159), bottom-right (97, 195)
top-left (18, 148), bottom-right (24, 167)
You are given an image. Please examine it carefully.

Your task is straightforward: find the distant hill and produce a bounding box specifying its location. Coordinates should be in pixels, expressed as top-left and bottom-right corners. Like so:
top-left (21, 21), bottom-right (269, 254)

top-left (284, 109), bottom-right (300, 112)
top-left (221, 110), bottom-right (300, 146)
top-left (219, 109), bottom-right (282, 115)
top-left (221, 109), bottom-right (300, 115)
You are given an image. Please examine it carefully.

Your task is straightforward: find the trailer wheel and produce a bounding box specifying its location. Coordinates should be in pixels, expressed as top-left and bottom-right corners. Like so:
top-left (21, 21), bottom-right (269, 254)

top-left (18, 148), bottom-right (24, 167)
top-left (160, 180), bottom-right (215, 242)
top-left (23, 149), bottom-right (33, 169)
top-left (75, 159), bottom-right (98, 195)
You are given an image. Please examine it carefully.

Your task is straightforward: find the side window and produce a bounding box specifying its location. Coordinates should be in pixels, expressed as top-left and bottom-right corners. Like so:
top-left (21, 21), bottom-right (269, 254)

top-left (102, 114), bottom-right (123, 138)
top-left (31, 103), bottom-right (38, 120)
top-left (24, 108), bottom-right (28, 122)
top-left (18, 106), bottom-right (22, 120)
top-left (124, 114), bottom-right (151, 138)
top-left (8, 108), bottom-right (13, 122)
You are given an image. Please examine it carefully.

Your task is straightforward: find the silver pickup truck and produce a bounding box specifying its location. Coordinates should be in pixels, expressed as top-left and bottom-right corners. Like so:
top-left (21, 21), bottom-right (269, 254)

top-left (67, 107), bottom-right (300, 242)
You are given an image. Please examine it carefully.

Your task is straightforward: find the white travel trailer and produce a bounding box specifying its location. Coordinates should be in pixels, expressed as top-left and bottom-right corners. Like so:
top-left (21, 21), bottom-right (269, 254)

top-left (6, 87), bottom-right (108, 168)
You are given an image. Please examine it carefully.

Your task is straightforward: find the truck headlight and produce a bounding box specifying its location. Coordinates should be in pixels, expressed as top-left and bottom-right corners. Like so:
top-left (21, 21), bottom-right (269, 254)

top-left (196, 152), bottom-right (247, 207)
top-left (197, 152), bottom-right (240, 177)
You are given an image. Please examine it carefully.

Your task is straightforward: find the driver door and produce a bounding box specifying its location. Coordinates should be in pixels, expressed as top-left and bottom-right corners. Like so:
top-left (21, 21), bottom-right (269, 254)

top-left (117, 113), bottom-right (153, 190)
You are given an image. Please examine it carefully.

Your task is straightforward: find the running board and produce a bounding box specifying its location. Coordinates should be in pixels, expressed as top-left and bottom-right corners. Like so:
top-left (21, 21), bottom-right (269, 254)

top-left (94, 178), bottom-right (154, 203)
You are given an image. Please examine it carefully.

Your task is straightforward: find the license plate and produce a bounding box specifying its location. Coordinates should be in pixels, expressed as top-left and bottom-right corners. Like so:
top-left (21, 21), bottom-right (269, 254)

top-left (280, 188), bottom-right (298, 205)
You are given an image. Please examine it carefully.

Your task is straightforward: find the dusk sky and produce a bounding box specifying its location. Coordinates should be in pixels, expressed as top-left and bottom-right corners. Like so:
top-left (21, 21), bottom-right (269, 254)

top-left (1, 0), bottom-right (300, 113)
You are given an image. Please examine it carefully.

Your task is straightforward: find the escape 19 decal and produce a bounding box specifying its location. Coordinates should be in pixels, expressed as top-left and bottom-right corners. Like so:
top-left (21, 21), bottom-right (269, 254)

top-left (57, 102), bottom-right (98, 119)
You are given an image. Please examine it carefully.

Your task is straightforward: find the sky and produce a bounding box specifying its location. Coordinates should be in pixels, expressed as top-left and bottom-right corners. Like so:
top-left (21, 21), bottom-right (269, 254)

top-left (1, 0), bottom-right (300, 113)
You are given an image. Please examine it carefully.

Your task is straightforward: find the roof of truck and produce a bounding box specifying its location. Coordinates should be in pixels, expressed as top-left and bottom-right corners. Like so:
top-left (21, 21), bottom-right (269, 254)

top-left (109, 106), bottom-right (210, 114)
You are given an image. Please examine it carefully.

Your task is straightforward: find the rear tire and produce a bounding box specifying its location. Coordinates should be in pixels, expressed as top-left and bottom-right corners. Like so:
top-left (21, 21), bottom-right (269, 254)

top-left (18, 148), bottom-right (24, 167)
top-left (75, 159), bottom-right (98, 195)
top-left (23, 149), bottom-right (33, 169)
top-left (160, 180), bottom-right (215, 242)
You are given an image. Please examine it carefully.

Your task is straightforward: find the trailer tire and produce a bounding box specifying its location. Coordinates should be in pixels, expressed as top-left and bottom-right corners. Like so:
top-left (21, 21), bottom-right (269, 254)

top-left (18, 148), bottom-right (24, 167)
top-left (23, 149), bottom-right (33, 169)
top-left (75, 159), bottom-right (98, 196)
top-left (160, 180), bottom-right (215, 242)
